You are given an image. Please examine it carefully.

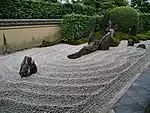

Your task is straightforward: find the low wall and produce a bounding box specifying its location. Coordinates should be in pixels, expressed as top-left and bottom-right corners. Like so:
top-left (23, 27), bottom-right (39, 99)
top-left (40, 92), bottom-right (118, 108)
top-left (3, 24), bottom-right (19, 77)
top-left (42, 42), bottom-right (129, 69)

top-left (0, 19), bottom-right (62, 54)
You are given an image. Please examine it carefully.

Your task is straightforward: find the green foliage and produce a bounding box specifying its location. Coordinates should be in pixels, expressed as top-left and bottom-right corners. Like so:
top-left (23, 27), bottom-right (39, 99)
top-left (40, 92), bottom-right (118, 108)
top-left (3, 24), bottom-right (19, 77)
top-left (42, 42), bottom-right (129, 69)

top-left (72, 3), bottom-right (96, 16)
top-left (61, 14), bottom-right (103, 42)
top-left (146, 31), bottom-right (150, 37)
top-left (110, 6), bottom-right (139, 35)
top-left (138, 13), bottom-right (150, 32)
top-left (115, 32), bottom-right (140, 43)
top-left (41, 0), bottom-right (58, 3)
top-left (116, 32), bottom-right (130, 40)
top-left (112, 0), bottom-right (128, 6)
top-left (81, 0), bottom-right (127, 15)
top-left (131, 0), bottom-right (143, 8)
top-left (95, 0), bottom-right (116, 15)
top-left (110, 37), bottom-right (121, 47)
top-left (100, 10), bottom-right (110, 35)
top-left (71, 38), bottom-right (88, 45)
top-left (131, 35), bottom-right (140, 43)
top-left (95, 31), bottom-right (103, 40)
top-left (131, 0), bottom-right (150, 13)
top-left (136, 34), bottom-right (149, 40)
top-left (0, 0), bottom-right (96, 19)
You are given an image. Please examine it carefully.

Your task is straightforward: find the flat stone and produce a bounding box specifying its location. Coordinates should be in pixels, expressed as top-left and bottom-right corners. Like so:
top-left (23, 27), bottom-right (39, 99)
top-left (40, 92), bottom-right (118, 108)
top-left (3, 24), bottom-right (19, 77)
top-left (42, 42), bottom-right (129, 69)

top-left (114, 106), bottom-right (133, 113)
top-left (129, 102), bottom-right (144, 112)
top-left (133, 111), bottom-right (144, 113)
top-left (116, 94), bottom-right (137, 107)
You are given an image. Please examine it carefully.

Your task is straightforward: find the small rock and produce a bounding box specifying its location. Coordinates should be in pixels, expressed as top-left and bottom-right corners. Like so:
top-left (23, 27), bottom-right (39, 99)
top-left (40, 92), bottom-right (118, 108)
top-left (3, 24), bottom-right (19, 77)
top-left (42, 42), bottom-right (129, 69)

top-left (137, 44), bottom-right (146, 49)
top-left (127, 39), bottom-right (134, 46)
top-left (5, 92), bottom-right (8, 95)
top-left (108, 109), bottom-right (115, 113)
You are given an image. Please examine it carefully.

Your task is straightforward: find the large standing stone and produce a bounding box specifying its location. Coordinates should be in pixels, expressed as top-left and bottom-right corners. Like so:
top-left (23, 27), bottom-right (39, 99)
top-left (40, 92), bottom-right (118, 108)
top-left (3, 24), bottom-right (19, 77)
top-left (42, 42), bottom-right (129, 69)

top-left (19, 56), bottom-right (37, 78)
top-left (98, 29), bottom-right (114, 50)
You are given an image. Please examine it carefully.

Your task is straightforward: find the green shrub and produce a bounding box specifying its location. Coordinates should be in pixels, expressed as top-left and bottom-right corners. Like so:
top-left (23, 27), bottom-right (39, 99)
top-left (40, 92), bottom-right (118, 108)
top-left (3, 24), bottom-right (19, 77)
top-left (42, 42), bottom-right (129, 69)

top-left (136, 34), bottom-right (149, 41)
top-left (138, 13), bottom-right (150, 33)
top-left (110, 6), bottom-right (139, 35)
top-left (61, 14), bottom-right (103, 42)
top-left (72, 3), bottom-right (96, 16)
top-left (0, 0), bottom-right (96, 19)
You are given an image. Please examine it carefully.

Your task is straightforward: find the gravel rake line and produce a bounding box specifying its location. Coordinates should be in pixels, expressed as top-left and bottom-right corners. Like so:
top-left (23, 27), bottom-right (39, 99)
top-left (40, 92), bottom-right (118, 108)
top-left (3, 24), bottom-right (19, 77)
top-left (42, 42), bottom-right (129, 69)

top-left (73, 50), bottom-right (150, 113)
top-left (0, 41), bottom-right (149, 113)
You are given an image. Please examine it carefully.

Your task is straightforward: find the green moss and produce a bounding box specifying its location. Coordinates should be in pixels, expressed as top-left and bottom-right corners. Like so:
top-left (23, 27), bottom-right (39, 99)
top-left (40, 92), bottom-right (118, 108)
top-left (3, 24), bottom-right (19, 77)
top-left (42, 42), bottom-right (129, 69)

top-left (110, 37), bottom-right (120, 47)
top-left (39, 38), bottom-right (61, 47)
top-left (96, 31), bottom-right (103, 40)
top-left (62, 31), bottom-right (103, 45)
top-left (74, 38), bottom-right (88, 45)
top-left (136, 34), bottom-right (148, 41)
top-left (130, 36), bottom-right (140, 43)
top-left (116, 32), bottom-right (129, 40)
top-left (114, 32), bottom-right (140, 43)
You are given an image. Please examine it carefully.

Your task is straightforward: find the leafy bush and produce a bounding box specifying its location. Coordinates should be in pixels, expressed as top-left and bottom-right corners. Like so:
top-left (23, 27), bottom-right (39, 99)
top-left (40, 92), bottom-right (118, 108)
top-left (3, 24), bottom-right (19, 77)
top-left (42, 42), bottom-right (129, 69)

top-left (110, 6), bottom-right (139, 35)
top-left (72, 3), bottom-right (96, 16)
top-left (136, 34), bottom-right (148, 41)
top-left (138, 13), bottom-right (150, 33)
top-left (0, 0), bottom-right (96, 19)
top-left (61, 14), bottom-right (103, 42)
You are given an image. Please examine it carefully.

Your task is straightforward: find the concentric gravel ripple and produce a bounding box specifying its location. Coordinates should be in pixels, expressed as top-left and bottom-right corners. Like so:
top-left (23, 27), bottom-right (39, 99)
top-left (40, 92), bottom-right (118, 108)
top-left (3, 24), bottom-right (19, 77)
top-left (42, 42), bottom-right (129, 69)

top-left (0, 41), bottom-right (150, 113)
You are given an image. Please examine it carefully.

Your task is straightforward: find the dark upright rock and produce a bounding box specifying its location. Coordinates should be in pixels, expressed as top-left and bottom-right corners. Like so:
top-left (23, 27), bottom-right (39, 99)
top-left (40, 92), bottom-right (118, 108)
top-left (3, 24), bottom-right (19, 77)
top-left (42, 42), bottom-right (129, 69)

top-left (98, 29), bottom-right (115, 50)
top-left (137, 44), bottom-right (146, 49)
top-left (28, 57), bottom-right (37, 74)
top-left (19, 56), bottom-right (37, 78)
top-left (19, 56), bottom-right (31, 78)
top-left (128, 39), bottom-right (134, 46)
top-left (88, 28), bottom-right (96, 45)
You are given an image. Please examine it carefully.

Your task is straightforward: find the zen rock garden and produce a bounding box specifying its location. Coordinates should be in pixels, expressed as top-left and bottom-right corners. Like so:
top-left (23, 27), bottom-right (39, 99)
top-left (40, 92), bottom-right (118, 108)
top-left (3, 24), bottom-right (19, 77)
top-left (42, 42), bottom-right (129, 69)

top-left (0, 20), bottom-right (148, 113)
top-left (0, 0), bottom-right (150, 113)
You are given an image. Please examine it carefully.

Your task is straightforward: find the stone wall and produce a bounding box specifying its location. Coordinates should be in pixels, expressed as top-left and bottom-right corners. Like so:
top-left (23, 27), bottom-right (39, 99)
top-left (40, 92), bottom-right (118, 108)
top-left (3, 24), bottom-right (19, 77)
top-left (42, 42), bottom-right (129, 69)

top-left (0, 19), bottom-right (62, 54)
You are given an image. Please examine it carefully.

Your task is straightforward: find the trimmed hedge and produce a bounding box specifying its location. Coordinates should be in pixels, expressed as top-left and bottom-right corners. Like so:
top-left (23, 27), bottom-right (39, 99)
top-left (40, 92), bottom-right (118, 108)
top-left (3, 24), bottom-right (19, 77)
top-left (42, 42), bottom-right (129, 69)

top-left (61, 14), bottom-right (103, 42)
top-left (110, 6), bottom-right (139, 35)
top-left (139, 13), bottom-right (150, 32)
top-left (0, 0), bottom-right (96, 19)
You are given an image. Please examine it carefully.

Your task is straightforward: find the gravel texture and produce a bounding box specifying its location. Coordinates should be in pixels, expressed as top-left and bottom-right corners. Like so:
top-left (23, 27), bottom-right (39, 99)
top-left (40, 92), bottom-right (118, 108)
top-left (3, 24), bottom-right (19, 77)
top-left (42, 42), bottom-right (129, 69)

top-left (0, 41), bottom-right (150, 113)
